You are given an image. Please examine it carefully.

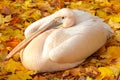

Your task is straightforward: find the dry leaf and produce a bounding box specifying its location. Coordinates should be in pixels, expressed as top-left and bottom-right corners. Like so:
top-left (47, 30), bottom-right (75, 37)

top-left (98, 67), bottom-right (114, 80)
top-left (108, 19), bottom-right (120, 29)
top-left (5, 59), bottom-right (25, 73)
top-left (7, 71), bottom-right (33, 80)
top-left (116, 30), bottom-right (120, 42)
top-left (110, 14), bottom-right (120, 23)
top-left (6, 37), bottom-right (21, 48)
top-left (0, 0), bottom-right (120, 80)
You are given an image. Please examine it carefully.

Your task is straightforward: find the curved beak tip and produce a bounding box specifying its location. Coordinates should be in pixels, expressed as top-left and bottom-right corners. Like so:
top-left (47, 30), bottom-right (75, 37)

top-left (4, 56), bottom-right (10, 61)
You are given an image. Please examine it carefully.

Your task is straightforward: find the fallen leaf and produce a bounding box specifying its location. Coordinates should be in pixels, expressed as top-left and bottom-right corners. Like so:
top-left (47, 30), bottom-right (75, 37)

top-left (6, 37), bottom-right (21, 48)
top-left (86, 76), bottom-right (93, 80)
top-left (0, 14), bottom-right (12, 26)
top-left (0, 0), bottom-right (120, 80)
top-left (4, 15), bottom-right (12, 23)
top-left (98, 67), bottom-right (114, 79)
top-left (85, 66), bottom-right (99, 78)
top-left (5, 59), bottom-right (25, 73)
top-left (96, 10), bottom-right (108, 19)
top-left (116, 30), bottom-right (120, 42)
top-left (33, 75), bottom-right (40, 80)
top-left (7, 71), bottom-right (33, 80)
top-left (10, 16), bottom-right (20, 25)
top-left (100, 46), bottom-right (120, 60)
top-left (62, 70), bottom-right (70, 77)
top-left (108, 19), bottom-right (120, 29)
top-left (110, 14), bottom-right (120, 23)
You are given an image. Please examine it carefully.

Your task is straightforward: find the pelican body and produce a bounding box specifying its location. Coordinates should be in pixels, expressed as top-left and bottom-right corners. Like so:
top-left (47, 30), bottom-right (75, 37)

top-left (5, 8), bottom-right (113, 72)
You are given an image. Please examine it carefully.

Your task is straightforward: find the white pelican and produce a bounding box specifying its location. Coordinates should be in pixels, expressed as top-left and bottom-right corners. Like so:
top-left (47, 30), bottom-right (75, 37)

top-left (5, 8), bottom-right (113, 72)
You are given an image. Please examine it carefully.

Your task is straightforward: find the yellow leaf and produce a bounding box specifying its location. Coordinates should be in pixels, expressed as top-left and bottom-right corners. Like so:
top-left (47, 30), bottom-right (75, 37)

top-left (101, 46), bottom-right (120, 59)
top-left (2, 28), bottom-right (14, 35)
top-left (0, 14), bottom-right (4, 24)
top-left (8, 71), bottom-right (33, 80)
top-left (5, 59), bottom-right (25, 73)
top-left (22, 0), bottom-right (32, 9)
top-left (0, 35), bottom-right (10, 41)
top-left (108, 19), bottom-right (120, 29)
top-left (97, 64), bottom-right (120, 80)
top-left (99, 1), bottom-right (112, 7)
top-left (14, 29), bottom-right (24, 39)
top-left (86, 76), bottom-right (93, 80)
top-left (0, 14), bottom-right (12, 24)
top-left (0, 44), bottom-right (5, 50)
top-left (96, 10), bottom-right (108, 19)
top-left (30, 9), bottom-right (41, 20)
top-left (110, 14), bottom-right (120, 23)
top-left (68, 1), bottom-right (82, 9)
top-left (4, 15), bottom-right (12, 23)
top-left (116, 30), bottom-right (120, 42)
top-left (95, 0), bottom-right (109, 3)
top-left (109, 66), bottom-right (120, 76)
top-left (106, 46), bottom-right (120, 59)
top-left (7, 74), bottom-right (19, 80)
top-left (98, 67), bottom-right (114, 78)
top-left (24, 21), bottom-right (31, 27)
top-left (114, 62), bottom-right (120, 69)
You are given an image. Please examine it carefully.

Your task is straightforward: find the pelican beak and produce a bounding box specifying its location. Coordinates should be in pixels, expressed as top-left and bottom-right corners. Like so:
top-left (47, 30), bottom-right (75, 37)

top-left (4, 17), bottom-right (61, 61)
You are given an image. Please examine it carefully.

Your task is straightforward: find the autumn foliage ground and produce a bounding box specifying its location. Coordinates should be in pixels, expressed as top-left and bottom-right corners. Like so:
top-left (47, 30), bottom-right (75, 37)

top-left (0, 0), bottom-right (120, 80)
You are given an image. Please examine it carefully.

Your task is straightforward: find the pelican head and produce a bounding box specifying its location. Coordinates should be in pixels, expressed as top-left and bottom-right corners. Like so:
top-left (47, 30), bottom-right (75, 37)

top-left (53, 8), bottom-right (76, 28)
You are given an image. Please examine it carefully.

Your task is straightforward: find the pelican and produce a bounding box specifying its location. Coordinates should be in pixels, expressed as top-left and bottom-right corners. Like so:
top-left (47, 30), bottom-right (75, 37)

top-left (5, 8), bottom-right (113, 72)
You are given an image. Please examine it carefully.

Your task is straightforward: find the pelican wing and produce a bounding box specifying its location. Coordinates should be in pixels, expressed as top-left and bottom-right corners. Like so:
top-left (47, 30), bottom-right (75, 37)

top-left (45, 19), bottom-right (112, 63)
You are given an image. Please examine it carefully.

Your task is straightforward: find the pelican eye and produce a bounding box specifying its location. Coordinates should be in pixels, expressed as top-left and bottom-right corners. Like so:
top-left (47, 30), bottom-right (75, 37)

top-left (62, 17), bottom-right (65, 19)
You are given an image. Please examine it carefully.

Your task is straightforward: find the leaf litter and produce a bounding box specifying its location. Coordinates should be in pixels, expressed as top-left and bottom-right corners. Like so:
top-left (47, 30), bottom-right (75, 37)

top-left (0, 0), bottom-right (120, 80)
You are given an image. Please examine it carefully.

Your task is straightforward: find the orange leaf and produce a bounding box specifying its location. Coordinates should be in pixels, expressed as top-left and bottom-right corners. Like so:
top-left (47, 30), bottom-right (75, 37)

top-left (6, 37), bottom-right (21, 48)
top-left (9, 17), bottom-right (20, 25)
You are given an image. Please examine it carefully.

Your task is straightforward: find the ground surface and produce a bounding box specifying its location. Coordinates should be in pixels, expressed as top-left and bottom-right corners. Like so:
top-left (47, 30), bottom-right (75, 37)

top-left (0, 0), bottom-right (120, 80)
